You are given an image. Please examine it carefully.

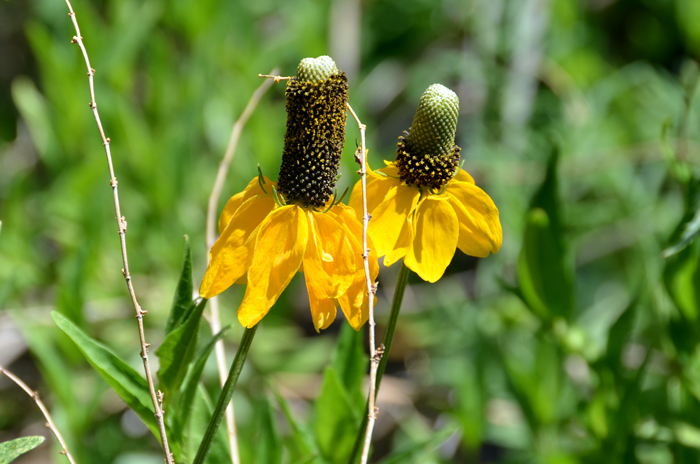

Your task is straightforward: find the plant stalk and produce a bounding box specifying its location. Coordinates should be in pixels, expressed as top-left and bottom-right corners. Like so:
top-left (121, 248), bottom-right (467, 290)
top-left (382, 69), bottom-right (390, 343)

top-left (348, 260), bottom-right (411, 464)
top-left (193, 324), bottom-right (259, 464)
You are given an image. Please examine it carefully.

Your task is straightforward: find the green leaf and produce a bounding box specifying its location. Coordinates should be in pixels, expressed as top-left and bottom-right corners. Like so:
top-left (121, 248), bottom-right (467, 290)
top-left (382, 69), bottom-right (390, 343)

top-left (331, 323), bottom-right (368, 412)
top-left (0, 436), bottom-right (45, 464)
top-left (254, 396), bottom-right (283, 464)
top-left (51, 311), bottom-right (158, 436)
top-left (172, 325), bottom-right (231, 443)
top-left (165, 236), bottom-right (193, 335)
top-left (664, 240), bottom-right (700, 325)
top-left (156, 297), bottom-right (207, 404)
top-left (314, 368), bottom-right (360, 464)
top-left (663, 208), bottom-right (700, 258)
top-left (517, 208), bottom-right (574, 320)
top-left (376, 426), bottom-right (456, 464)
top-left (184, 386), bottom-right (231, 464)
top-left (273, 388), bottom-right (320, 462)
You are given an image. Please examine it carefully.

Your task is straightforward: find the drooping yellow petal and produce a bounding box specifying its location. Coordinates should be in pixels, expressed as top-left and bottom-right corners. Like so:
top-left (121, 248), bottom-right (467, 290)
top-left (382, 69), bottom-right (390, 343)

top-left (446, 180), bottom-right (502, 257)
top-left (305, 275), bottom-right (338, 332)
top-left (453, 169), bottom-right (475, 184)
top-left (331, 204), bottom-right (379, 330)
top-left (200, 195), bottom-right (276, 298)
top-left (237, 205), bottom-right (308, 327)
top-left (302, 210), bottom-right (355, 300)
top-left (368, 185), bottom-right (420, 262)
top-left (404, 196), bottom-right (459, 283)
top-left (349, 174), bottom-right (398, 222)
top-left (218, 175), bottom-right (275, 234)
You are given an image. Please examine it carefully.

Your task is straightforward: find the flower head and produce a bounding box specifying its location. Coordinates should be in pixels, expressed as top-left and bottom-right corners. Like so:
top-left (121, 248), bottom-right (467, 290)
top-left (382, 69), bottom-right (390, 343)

top-left (200, 56), bottom-right (378, 331)
top-left (350, 84), bottom-right (502, 282)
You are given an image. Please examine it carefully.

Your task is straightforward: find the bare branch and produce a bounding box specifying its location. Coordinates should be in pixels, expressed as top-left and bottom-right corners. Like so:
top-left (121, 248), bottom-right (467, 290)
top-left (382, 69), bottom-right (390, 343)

top-left (205, 69), bottom-right (278, 464)
top-left (61, 1), bottom-right (173, 462)
top-left (0, 364), bottom-right (77, 464)
top-left (258, 74), bottom-right (291, 82)
top-left (346, 103), bottom-right (381, 464)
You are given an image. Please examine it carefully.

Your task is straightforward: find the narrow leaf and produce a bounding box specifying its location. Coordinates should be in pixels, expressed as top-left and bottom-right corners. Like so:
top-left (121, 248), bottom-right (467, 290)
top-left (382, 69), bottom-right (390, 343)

top-left (51, 311), bottom-right (158, 436)
top-left (173, 325), bottom-right (231, 442)
top-left (165, 236), bottom-right (193, 335)
top-left (0, 436), bottom-right (45, 464)
top-left (156, 297), bottom-right (207, 403)
top-left (273, 388), bottom-right (320, 462)
top-left (517, 208), bottom-right (574, 320)
top-left (254, 396), bottom-right (283, 464)
top-left (314, 368), bottom-right (360, 464)
top-left (376, 427), bottom-right (456, 464)
top-left (331, 323), bottom-right (368, 412)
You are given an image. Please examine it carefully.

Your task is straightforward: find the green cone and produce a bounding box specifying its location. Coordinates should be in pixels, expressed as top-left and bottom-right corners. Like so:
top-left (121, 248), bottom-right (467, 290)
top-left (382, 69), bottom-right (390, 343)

top-left (405, 84), bottom-right (459, 159)
top-left (296, 55), bottom-right (339, 83)
top-left (395, 84), bottom-right (461, 190)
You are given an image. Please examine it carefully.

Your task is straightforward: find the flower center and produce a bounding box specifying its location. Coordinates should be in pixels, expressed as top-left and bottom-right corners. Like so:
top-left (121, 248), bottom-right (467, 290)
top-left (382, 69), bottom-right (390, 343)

top-left (394, 84), bottom-right (461, 190)
top-left (277, 58), bottom-right (349, 208)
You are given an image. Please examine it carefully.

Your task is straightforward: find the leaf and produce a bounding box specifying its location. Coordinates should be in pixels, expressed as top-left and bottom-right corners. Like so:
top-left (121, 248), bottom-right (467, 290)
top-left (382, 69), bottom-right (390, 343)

top-left (330, 322), bottom-right (368, 412)
top-left (663, 240), bottom-right (700, 326)
top-left (51, 311), bottom-right (158, 436)
top-left (0, 436), bottom-right (45, 464)
top-left (156, 297), bottom-right (207, 404)
top-left (183, 386), bottom-right (231, 464)
top-left (376, 426), bottom-right (456, 464)
top-left (272, 388), bottom-right (320, 462)
top-left (313, 368), bottom-right (360, 464)
top-left (663, 208), bottom-right (700, 258)
top-left (517, 208), bottom-right (574, 320)
top-left (172, 325), bottom-right (231, 443)
top-left (165, 236), bottom-right (193, 335)
top-left (254, 396), bottom-right (283, 464)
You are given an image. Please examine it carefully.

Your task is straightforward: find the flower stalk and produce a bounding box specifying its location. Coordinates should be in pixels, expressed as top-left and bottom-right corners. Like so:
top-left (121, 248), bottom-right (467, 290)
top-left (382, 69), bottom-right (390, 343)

top-left (193, 325), bottom-right (259, 464)
top-left (347, 260), bottom-right (410, 464)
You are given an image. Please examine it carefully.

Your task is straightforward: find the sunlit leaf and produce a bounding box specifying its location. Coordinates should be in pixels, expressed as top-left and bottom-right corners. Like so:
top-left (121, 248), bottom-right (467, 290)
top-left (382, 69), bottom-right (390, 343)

top-left (0, 436), bottom-right (45, 464)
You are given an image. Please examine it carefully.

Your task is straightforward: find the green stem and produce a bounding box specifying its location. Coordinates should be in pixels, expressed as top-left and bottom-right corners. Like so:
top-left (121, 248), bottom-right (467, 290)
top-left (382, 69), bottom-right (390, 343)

top-left (193, 325), bottom-right (258, 464)
top-left (347, 260), bottom-right (411, 464)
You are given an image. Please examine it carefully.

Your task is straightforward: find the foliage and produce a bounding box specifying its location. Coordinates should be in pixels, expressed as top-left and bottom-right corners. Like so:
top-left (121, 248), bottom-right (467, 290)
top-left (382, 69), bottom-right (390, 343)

top-left (3, 0), bottom-right (700, 463)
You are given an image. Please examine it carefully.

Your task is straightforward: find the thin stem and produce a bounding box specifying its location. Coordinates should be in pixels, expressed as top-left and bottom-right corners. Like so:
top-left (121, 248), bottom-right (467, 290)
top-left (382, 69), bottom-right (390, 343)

top-left (0, 364), bottom-right (77, 464)
top-left (258, 74), bottom-right (291, 82)
top-left (347, 260), bottom-right (411, 464)
top-left (205, 69), bottom-right (277, 464)
top-left (193, 325), bottom-right (259, 464)
top-left (61, 2), bottom-right (173, 462)
top-left (346, 103), bottom-right (381, 464)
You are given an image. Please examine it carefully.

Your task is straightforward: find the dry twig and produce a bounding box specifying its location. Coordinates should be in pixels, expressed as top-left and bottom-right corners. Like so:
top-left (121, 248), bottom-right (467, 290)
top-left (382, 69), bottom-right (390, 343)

top-left (205, 69), bottom-right (278, 464)
top-left (346, 103), bottom-right (380, 464)
top-left (61, 2), bottom-right (173, 462)
top-left (0, 364), bottom-right (77, 464)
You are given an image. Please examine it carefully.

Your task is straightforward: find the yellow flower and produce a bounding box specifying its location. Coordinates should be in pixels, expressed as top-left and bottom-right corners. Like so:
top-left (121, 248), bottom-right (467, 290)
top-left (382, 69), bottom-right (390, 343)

top-left (200, 176), bottom-right (378, 331)
top-left (349, 84), bottom-right (502, 282)
top-left (199, 55), bottom-right (378, 331)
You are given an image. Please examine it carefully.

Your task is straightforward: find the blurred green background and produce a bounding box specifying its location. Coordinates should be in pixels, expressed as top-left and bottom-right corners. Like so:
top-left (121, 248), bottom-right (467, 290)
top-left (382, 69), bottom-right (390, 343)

top-left (3, 0), bottom-right (700, 463)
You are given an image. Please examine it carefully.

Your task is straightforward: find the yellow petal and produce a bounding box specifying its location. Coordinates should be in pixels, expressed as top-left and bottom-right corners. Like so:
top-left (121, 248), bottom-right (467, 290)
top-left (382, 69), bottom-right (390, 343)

top-left (218, 176), bottom-right (275, 234)
top-left (446, 181), bottom-right (502, 257)
top-left (200, 195), bottom-right (275, 298)
top-left (404, 196), bottom-right (459, 283)
top-left (331, 204), bottom-right (379, 330)
top-left (453, 169), bottom-right (475, 184)
top-left (237, 205), bottom-right (308, 327)
top-left (349, 174), bottom-right (398, 222)
top-left (302, 210), bottom-right (355, 299)
top-left (305, 276), bottom-right (338, 332)
top-left (368, 185), bottom-right (419, 262)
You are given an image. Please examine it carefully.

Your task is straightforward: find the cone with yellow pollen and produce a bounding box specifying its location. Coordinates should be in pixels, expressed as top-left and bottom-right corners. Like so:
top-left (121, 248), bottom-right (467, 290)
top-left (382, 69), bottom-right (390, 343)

top-left (200, 56), bottom-right (378, 331)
